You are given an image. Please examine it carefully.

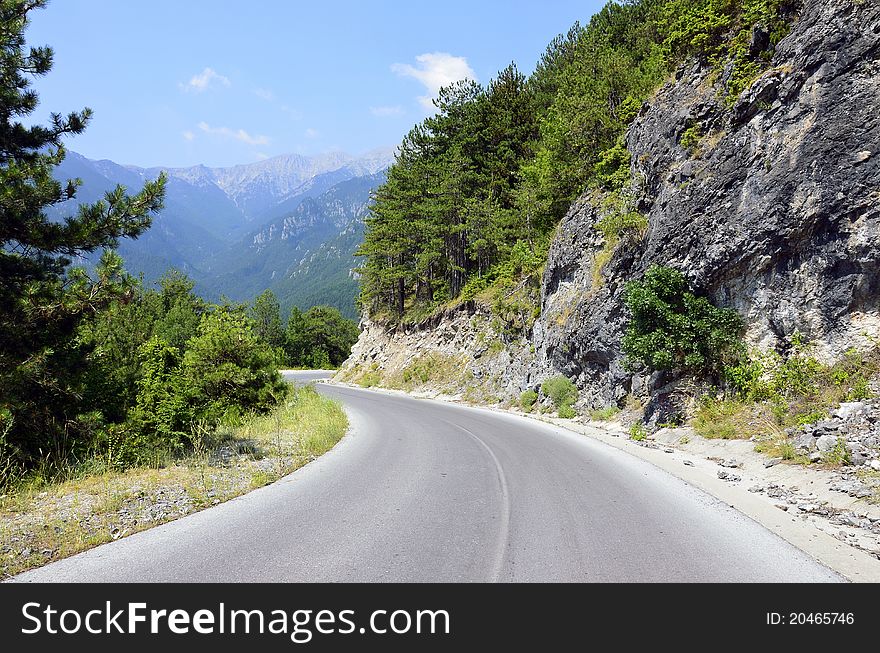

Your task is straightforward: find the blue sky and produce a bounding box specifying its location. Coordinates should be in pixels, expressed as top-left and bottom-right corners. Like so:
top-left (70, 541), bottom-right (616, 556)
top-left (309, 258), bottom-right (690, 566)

top-left (25, 0), bottom-right (605, 168)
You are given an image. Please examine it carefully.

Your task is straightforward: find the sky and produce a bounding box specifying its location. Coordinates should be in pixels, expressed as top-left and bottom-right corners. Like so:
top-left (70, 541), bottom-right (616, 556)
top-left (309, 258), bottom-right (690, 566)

top-left (24, 0), bottom-right (605, 168)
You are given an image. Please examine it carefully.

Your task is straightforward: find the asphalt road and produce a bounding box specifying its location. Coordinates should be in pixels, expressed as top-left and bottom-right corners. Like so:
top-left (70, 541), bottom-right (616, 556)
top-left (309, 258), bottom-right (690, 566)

top-left (13, 373), bottom-right (840, 582)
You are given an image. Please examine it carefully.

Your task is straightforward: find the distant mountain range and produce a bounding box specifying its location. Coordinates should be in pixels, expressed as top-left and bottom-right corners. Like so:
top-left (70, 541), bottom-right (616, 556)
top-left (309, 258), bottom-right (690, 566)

top-left (52, 149), bottom-right (394, 319)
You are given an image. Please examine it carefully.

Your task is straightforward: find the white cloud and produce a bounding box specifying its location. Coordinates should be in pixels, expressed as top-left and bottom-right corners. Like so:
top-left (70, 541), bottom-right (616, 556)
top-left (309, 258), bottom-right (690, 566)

top-left (304, 128), bottom-right (320, 139)
top-left (181, 67), bottom-right (231, 93)
top-left (371, 105), bottom-right (404, 117)
top-left (197, 121), bottom-right (269, 146)
top-left (254, 87), bottom-right (275, 101)
top-left (391, 52), bottom-right (476, 109)
top-left (182, 130), bottom-right (195, 142)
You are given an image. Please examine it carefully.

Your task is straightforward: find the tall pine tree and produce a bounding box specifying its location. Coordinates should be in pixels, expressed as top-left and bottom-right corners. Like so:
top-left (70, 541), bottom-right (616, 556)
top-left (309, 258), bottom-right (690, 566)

top-left (0, 0), bottom-right (166, 466)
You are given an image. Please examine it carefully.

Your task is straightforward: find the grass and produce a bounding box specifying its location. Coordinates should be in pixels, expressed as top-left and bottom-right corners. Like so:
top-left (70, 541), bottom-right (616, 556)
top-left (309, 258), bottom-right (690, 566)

top-left (339, 362), bottom-right (382, 388)
top-left (693, 344), bottom-right (880, 466)
top-left (558, 404), bottom-right (577, 419)
top-left (692, 398), bottom-right (767, 440)
top-left (388, 353), bottom-right (471, 393)
top-left (0, 385), bottom-right (347, 578)
top-left (590, 406), bottom-right (621, 421)
top-left (520, 390), bottom-right (538, 412)
top-left (754, 436), bottom-right (809, 464)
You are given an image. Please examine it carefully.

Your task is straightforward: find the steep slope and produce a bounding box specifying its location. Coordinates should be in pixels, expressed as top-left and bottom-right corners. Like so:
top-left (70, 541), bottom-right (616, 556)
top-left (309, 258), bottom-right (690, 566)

top-left (535, 0), bottom-right (880, 412)
top-left (51, 152), bottom-right (240, 279)
top-left (202, 173), bottom-right (384, 319)
top-left (340, 0), bottom-right (880, 416)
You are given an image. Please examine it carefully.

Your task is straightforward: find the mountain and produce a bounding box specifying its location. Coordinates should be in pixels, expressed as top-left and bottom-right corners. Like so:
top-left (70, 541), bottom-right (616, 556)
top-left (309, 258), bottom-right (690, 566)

top-left (202, 173), bottom-right (384, 320)
top-left (51, 149), bottom-right (394, 316)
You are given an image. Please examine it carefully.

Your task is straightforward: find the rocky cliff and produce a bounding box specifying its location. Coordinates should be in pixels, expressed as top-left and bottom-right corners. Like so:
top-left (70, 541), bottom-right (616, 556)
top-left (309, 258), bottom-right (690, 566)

top-left (340, 0), bottom-right (880, 421)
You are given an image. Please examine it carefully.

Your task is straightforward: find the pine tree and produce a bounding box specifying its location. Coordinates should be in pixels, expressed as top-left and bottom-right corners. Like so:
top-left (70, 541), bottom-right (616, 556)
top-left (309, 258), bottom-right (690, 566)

top-left (0, 0), bottom-right (166, 465)
top-left (250, 289), bottom-right (285, 349)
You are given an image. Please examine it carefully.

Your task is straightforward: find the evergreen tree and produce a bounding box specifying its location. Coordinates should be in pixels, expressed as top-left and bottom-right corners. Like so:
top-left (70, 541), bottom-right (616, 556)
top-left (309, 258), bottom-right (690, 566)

top-left (284, 305), bottom-right (359, 368)
top-left (250, 289), bottom-right (284, 349)
top-left (0, 0), bottom-right (166, 465)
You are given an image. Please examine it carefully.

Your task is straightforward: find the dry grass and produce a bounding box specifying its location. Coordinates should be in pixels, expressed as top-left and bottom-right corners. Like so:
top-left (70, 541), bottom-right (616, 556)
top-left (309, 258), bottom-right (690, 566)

top-left (0, 386), bottom-right (347, 578)
top-left (386, 352), bottom-right (471, 393)
top-left (856, 469), bottom-right (880, 505)
top-left (692, 398), bottom-right (778, 440)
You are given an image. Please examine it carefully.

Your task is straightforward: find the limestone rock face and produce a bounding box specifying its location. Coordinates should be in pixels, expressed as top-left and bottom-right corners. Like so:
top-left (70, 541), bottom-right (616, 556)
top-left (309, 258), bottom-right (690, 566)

top-left (534, 0), bottom-right (880, 412)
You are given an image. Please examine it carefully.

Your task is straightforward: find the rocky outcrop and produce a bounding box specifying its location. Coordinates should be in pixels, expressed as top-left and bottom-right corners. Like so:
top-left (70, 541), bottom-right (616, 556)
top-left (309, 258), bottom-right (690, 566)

top-left (341, 0), bottom-right (880, 419)
top-left (534, 0), bottom-right (880, 415)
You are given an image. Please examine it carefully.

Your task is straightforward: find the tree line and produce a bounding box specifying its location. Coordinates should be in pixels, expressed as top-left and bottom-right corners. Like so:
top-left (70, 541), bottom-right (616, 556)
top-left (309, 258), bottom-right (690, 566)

top-left (357, 0), bottom-right (794, 322)
top-left (0, 1), bottom-right (359, 482)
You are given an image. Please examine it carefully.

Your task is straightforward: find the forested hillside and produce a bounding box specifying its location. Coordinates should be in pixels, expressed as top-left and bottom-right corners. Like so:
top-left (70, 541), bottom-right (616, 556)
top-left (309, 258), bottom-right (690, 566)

top-left (358, 0), bottom-right (794, 322)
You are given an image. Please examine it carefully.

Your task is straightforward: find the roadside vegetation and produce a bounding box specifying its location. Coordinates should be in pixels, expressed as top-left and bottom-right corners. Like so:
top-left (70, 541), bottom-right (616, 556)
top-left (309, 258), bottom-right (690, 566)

top-left (622, 265), bottom-right (879, 466)
top-left (541, 376), bottom-right (579, 418)
top-left (0, 386), bottom-right (347, 578)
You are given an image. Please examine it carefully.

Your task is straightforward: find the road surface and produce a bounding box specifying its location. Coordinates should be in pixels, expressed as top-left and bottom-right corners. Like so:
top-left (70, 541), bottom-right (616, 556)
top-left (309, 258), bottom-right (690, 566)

top-left (13, 372), bottom-right (840, 582)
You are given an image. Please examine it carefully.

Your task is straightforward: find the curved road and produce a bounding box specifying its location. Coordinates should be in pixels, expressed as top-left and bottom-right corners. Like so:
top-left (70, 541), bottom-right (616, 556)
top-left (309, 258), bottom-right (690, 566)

top-left (14, 373), bottom-right (840, 582)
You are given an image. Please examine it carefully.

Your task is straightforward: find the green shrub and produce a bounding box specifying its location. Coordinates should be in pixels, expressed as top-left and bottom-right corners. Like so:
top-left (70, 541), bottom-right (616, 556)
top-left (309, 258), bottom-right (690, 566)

top-left (629, 423), bottom-right (648, 441)
top-left (596, 209), bottom-right (648, 244)
top-left (622, 265), bottom-right (743, 376)
top-left (680, 122), bottom-right (703, 154)
top-left (181, 310), bottom-right (288, 425)
top-left (558, 404), bottom-right (577, 419)
top-left (542, 376), bottom-right (578, 410)
top-left (124, 337), bottom-right (192, 462)
top-left (821, 437), bottom-right (850, 466)
top-left (520, 390), bottom-right (538, 412)
top-left (590, 406), bottom-right (621, 421)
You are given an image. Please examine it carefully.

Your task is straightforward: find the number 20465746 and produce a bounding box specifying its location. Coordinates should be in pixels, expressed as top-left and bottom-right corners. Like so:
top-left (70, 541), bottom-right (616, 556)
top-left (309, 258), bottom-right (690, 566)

top-left (767, 613), bottom-right (854, 625)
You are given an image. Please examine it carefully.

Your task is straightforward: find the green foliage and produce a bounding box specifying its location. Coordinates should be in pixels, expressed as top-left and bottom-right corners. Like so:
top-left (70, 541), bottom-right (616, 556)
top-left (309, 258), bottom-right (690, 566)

top-left (396, 353), bottom-right (466, 391)
top-left (284, 305), bottom-right (359, 368)
top-left (718, 338), bottom-right (880, 438)
top-left (629, 423), bottom-right (648, 441)
top-left (75, 268), bottom-right (206, 425)
top-left (596, 206), bottom-right (648, 244)
top-left (520, 390), bottom-right (538, 412)
top-left (250, 290), bottom-right (285, 351)
top-left (0, 1), bottom-right (166, 468)
top-left (821, 437), bottom-right (851, 466)
top-left (120, 337), bottom-right (191, 465)
top-left (695, 338), bottom-right (880, 465)
top-left (693, 398), bottom-right (748, 439)
top-left (180, 309), bottom-right (288, 425)
top-left (594, 140), bottom-right (633, 190)
top-left (558, 404), bottom-right (577, 419)
top-left (622, 266), bottom-right (744, 376)
top-left (357, 366), bottom-right (381, 388)
top-left (541, 376), bottom-right (578, 416)
top-left (680, 121), bottom-right (704, 154)
top-left (590, 406), bottom-right (621, 421)
top-left (357, 0), bottom-right (796, 324)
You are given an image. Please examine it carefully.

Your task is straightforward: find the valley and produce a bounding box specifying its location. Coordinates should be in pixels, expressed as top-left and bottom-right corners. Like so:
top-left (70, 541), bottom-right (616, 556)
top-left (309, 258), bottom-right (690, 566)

top-left (53, 149), bottom-right (393, 319)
